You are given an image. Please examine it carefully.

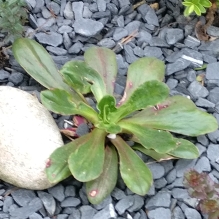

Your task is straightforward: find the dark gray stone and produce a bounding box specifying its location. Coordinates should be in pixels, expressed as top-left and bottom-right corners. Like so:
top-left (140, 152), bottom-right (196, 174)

top-left (124, 44), bottom-right (138, 63)
top-left (11, 189), bottom-right (36, 207)
top-left (195, 97), bottom-right (215, 108)
top-left (113, 27), bottom-right (128, 41)
top-left (166, 78), bottom-right (178, 89)
top-left (127, 195), bottom-right (144, 212)
top-left (93, 196), bottom-right (112, 210)
top-left (58, 25), bottom-right (73, 33)
top-left (9, 198), bottom-right (43, 219)
top-left (184, 208), bottom-right (201, 219)
top-left (35, 32), bottom-right (63, 47)
top-left (68, 208), bottom-right (81, 219)
top-left (143, 46), bottom-right (162, 58)
top-left (154, 177), bottom-right (167, 189)
top-left (64, 185), bottom-right (76, 197)
top-left (93, 204), bottom-right (117, 219)
top-left (124, 21), bottom-right (141, 34)
top-left (76, 123), bottom-right (90, 137)
top-left (111, 188), bottom-right (126, 200)
top-left (149, 37), bottom-right (170, 47)
top-left (147, 208), bottom-right (171, 219)
top-left (97, 38), bottom-right (116, 49)
top-left (56, 214), bottom-right (68, 219)
top-left (80, 205), bottom-right (97, 219)
top-left (145, 8), bottom-right (158, 26)
top-left (166, 28), bottom-right (184, 45)
top-left (133, 46), bottom-right (144, 57)
top-left (0, 70), bottom-right (10, 81)
top-left (208, 87), bottom-right (219, 104)
top-left (48, 184), bottom-right (65, 202)
top-left (115, 196), bottom-right (134, 215)
top-left (184, 35), bottom-right (200, 48)
top-left (197, 135), bottom-right (209, 146)
top-left (73, 19), bottom-right (104, 37)
top-left (165, 168), bottom-right (176, 184)
top-left (107, 3), bottom-right (118, 15)
top-left (187, 81), bottom-right (209, 99)
top-left (8, 72), bottom-right (24, 85)
top-left (165, 50), bottom-right (183, 63)
top-left (148, 163), bottom-right (165, 179)
top-left (171, 188), bottom-right (190, 200)
top-left (175, 159), bottom-right (196, 177)
top-left (194, 156), bottom-right (211, 172)
top-left (136, 30), bottom-right (152, 44)
top-left (68, 41), bottom-right (83, 54)
top-left (207, 26), bottom-right (219, 37)
top-left (202, 53), bottom-right (217, 63)
top-left (187, 69), bottom-right (196, 82)
top-left (63, 32), bottom-right (72, 50)
top-left (37, 191), bottom-right (56, 216)
top-left (166, 58), bottom-right (191, 75)
top-left (92, 10), bottom-right (111, 19)
top-left (46, 2), bottom-right (60, 15)
top-left (61, 197), bottom-right (81, 207)
top-left (3, 196), bottom-right (14, 212)
top-left (117, 15), bottom-right (125, 27)
top-left (46, 46), bottom-right (67, 56)
top-left (206, 62), bottom-right (219, 80)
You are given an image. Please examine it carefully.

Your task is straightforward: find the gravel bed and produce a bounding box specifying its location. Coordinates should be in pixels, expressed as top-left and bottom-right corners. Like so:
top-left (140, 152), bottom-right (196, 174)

top-left (0, 0), bottom-right (219, 218)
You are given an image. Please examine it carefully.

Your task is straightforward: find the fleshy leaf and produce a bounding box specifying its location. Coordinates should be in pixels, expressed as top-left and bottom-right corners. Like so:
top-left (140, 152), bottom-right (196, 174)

top-left (41, 89), bottom-right (99, 124)
top-left (68, 128), bottom-right (106, 182)
top-left (45, 136), bottom-right (89, 183)
top-left (60, 60), bottom-right (105, 101)
top-left (86, 146), bottom-right (118, 204)
top-left (118, 57), bottom-right (165, 105)
top-left (97, 95), bottom-right (117, 123)
top-left (168, 138), bottom-right (199, 159)
top-left (133, 144), bottom-right (176, 161)
top-left (12, 38), bottom-right (83, 102)
top-left (84, 46), bottom-right (117, 99)
top-left (122, 95), bottom-right (218, 136)
top-left (111, 80), bottom-right (169, 123)
top-left (120, 123), bottom-right (177, 154)
top-left (111, 136), bottom-right (153, 195)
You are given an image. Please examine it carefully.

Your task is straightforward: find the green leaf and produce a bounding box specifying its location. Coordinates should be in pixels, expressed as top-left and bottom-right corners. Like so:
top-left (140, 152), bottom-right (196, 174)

top-left (86, 146), bottom-right (118, 204)
top-left (97, 95), bottom-right (117, 123)
top-left (119, 57), bottom-right (165, 105)
top-left (182, 2), bottom-right (193, 6)
top-left (111, 136), bottom-right (153, 195)
top-left (133, 144), bottom-right (176, 161)
top-left (46, 136), bottom-right (89, 183)
top-left (200, 0), bottom-right (212, 7)
top-left (123, 95), bottom-right (218, 136)
top-left (111, 80), bottom-right (169, 122)
top-left (197, 3), bottom-right (206, 13)
top-left (41, 89), bottom-right (99, 124)
top-left (168, 138), bottom-right (199, 159)
top-left (60, 60), bottom-right (106, 101)
top-left (68, 128), bottom-right (106, 182)
top-left (12, 38), bottom-right (82, 102)
top-left (194, 5), bottom-right (201, 15)
top-left (120, 123), bottom-right (177, 154)
top-left (84, 46), bottom-right (117, 100)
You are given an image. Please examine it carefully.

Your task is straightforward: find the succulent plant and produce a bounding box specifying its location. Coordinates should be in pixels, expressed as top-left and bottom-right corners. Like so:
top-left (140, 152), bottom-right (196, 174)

top-left (12, 38), bottom-right (218, 204)
top-left (184, 170), bottom-right (219, 219)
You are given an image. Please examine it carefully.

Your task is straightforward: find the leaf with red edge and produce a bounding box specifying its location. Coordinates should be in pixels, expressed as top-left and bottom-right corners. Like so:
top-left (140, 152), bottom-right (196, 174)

top-left (73, 115), bottom-right (87, 127)
top-left (86, 146), bottom-right (118, 204)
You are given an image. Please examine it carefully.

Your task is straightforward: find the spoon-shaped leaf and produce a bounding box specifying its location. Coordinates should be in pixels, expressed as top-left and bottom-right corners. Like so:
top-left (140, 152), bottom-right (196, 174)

top-left (111, 135), bottom-right (152, 195)
top-left (123, 95), bottom-right (218, 136)
top-left (68, 128), bottom-right (106, 182)
top-left (119, 122), bottom-right (177, 154)
top-left (60, 60), bottom-right (106, 101)
top-left (12, 38), bottom-right (83, 102)
top-left (118, 57), bottom-right (165, 105)
top-left (111, 80), bottom-right (169, 122)
top-left (133, 144), bottom-right (176, 161)
top-left (41, 88), bottom-right (99, 124)
top-left (86, 146), bottom-right (118, 204)
top-left (84, 46), bottom-right (117, 100)
top-left (46, 135), bottom-right (90, 183)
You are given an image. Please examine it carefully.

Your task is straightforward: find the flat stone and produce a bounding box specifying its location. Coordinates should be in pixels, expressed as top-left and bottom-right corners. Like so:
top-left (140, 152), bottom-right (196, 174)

top-left (124, 21), bottom-right (141, 34)
top-left (11, 189), bottom-right (36, 207)
top-left (175, 159), bottom-right (196, 177)
top-left (48, 184), bottom-right (65, 202)
top-left (187, 81), bottom-right (209, 99)
top-left (0, 70), bottom-right (10, 81)
top-left (166, 78), bottom-right (178, 89)
top-left (147, 208), bottom-right (171, 219)
top-left (127, 195), bottom-right (144, 212)
top-left (184, 35), bottom-right (200, 48)
top-left (46, 46), bottom-right (67, 56)
top-left (68, 41), bottom-right (83, 54)
top-left (208, 87), bottom-right (219, 104)
top-left (58, 25), bottom-right (73, 33)
top-left (166, 168), bottom-right (176, 184)
top-left (3, 196), bottom-right (14, 213)
top-left (195, 97), bottom-right (215, 108)
top-left (29, 213), bottom-right (43, 219)
top-left (61, 197), bottom-right (81, 207)
top-left (124, 44), bottom-right (138, 63)
top-left (154, 177), bottom-right (167, 189)
top-left (73, 19), bottom-right (104, 37)
top-left (46, 2), bottom-right (60, 15)
top-left (166, 58), bottom-right (191, 75)
top-left (173, 206), bottom-right (185, 219)
top-left (171, 188), bottom-right (190, 200)
top-left (113, 27), bottom-right (128, 41)
top-left (35, 32), bottom-right (63, 47)
top-left (115, 196), bottom-right (134, 215)
top-left (64, 2), bottom-right (74, 19)
top-left (97, 38), bottom-right (116, 49)
top-left (80, 205), bottom-right (97, 219)
top-left (184, 208), bottom-right (201, 219)
top-left (166, 28), bottom-right (184, 45)
top-left (137, 30), bottom-right (152, 44)
top-left (37, 191), bottom-right (56, 216)
top-left (207, 144), bottom-right (219, 162)
top-left (0, 87), bottom-right (63, 190)
top-left (194, 156), bottom-right (211, 172)
top-left (146, 191), bottom-right (171, 209)
top-left (111, 188), bottom-right (126, 200)
top-left (9, 198), bottom-right (43, 219)
top-left (207, 26), bottom-right (219, 37)
top-left (147, 163), bottom-right (165, 179)
top-left (206, 62), bottom-right (219, 80)
top-left (8, 72), bottom-right (23, 85)
top-left (93, 204), bottom-right (117, 219)
top-left (144, 46), bottom-right (162, 58)
top-left (145, 7), bottom-right (159, 26)
top-left (64, 185), bottom-right (76, 197)
top-left (197, 135), bottom-right (209, 146)
top-left (149, 37), bottom-right (170, 48)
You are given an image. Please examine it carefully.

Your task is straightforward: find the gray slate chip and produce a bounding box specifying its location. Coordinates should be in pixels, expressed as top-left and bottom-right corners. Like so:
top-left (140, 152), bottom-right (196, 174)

top-left (111, 188), bottom-right (126, 200)
top-left (97, 0), bottom-right (107, 11)
top-left (68, 41), bottom-right (83, 54)
top-left (184, 35), bottom-right (200, 48)
top-left (173, 206), bottom-right (185, 219)
top-left (124, 44), bottom-right (138, 63)
top-left (46, 46), bottom-right (67, 56)
top-left (93, 204), bottom-right (117, 219)
top-left (9, 197), bottom-right (43, 219)
top-left (207, 25), bottom-right (219, 37)
top-left (0, 70), bottom-right (10, 81)
top-left (127, 195), bottom-right (144, 212)
top-left (80, 205), bottom-right (97, 219)
top-left (115, 196), bottom-right (134, 215)
top-left (29, 212), bottom-right (43, 219)
top-left (147, 207), bottom-right (171, 219)
top-left (207, 144), bottom-right (219, 162)
top-left (61, 197), bottom-right (81, 207)
top-left (166, 28), bottom-right (184, 45)
top-left (113, 27), bottom-right (128, 41)
top-left (148, 163), bottom-right (165, 179)
top-left (206, 62), bottom-right (219, 80)
top-left (187, 81), bottom-right (209, 99)
top-left (145, 191), bottom-right (171, 209)
top-left (35, 32), bottom-right (63, 47)
top-left (11, 189), bottom-right (36, 207)
top-left (184, 208), bottom-right (201, 219)
top-left (194, 156), bottom-right (211, 172)
top-left (149, 37), bottom-right (170, 47)
top-left (97, 38), bottom-right (116, 49)
top-left (195, 97), bottom-right (215, 108)
top-left (48, 184), bottom-right (65, 202)
top-left (8, 72), bottom-right (24, 86)
top-left (208, 87), bottom-right (219, 104)
top-left (124, 21), bottom-right (141, 34)
top-left (144, 46), bottom-right (162, 58)
top-left (166, 58), bottom-right (191, 75)
top-left (172, 188), bottom-right (190, 200)
top-left (37, 191), bottom-right (56, 216)
top-left (145, 8), bottom-right (159, 26)
top-left (3, 196), bottom-right (14, 212)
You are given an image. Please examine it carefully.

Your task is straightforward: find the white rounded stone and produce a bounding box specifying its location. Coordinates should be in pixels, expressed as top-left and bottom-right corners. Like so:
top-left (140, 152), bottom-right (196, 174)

top-left (0, 86), bottom-right (63, 190)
